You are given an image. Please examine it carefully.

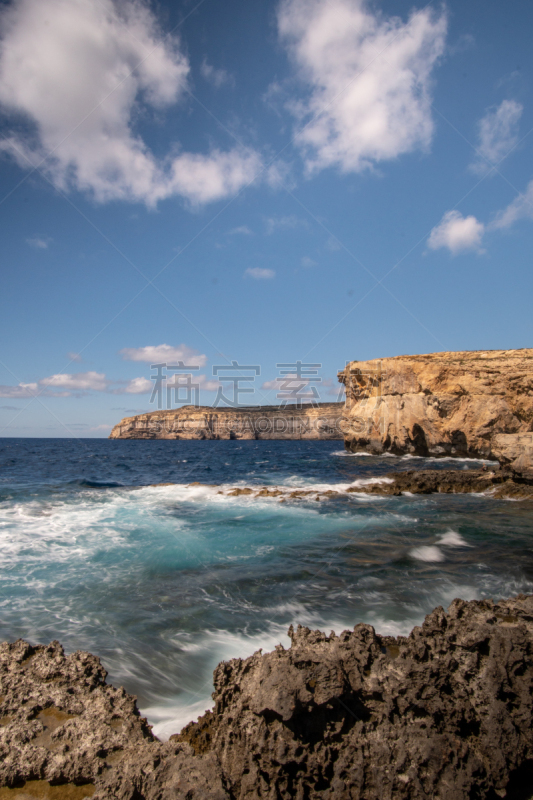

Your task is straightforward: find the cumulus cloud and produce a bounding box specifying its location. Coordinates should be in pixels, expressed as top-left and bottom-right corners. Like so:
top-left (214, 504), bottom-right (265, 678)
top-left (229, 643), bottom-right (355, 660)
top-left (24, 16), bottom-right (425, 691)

top-left (67, 352), bottom-right (83, 363)
top-left (39, 371), bottom-right (109, 391)
top-left (123, 377), bottom-right (153, 394)
top-left (301, 256), bottom-right (317, 267)
top-left (491, 179), bottom-right (533, 230)
top-left (0, 371), bottom-right (108, 397)
top-left (470, 99), bottom-right (523, 175)
top-left (119, 344), bottom-right (207, 366)
top-left (200, 59), bottom-right (234, 88)
top-left (0, 0), bottom-right (260, 206)
top-left (427, 210), bottom-right (485, 255)
top-left (244, 267), bottom-right (276, 280)
top-left (277, 0), bottom-right (447, 174)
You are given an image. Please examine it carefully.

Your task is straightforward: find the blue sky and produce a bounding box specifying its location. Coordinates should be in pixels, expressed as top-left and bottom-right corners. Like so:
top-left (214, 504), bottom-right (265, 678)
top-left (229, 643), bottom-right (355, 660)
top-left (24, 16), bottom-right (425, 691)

top-left (0, 0), bottom-right (532, 436)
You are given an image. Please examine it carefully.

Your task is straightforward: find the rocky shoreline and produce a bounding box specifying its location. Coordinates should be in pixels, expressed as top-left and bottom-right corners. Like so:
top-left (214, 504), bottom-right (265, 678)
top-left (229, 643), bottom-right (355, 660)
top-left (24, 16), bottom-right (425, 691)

top-left (1, 594), bottom-right (533, 799)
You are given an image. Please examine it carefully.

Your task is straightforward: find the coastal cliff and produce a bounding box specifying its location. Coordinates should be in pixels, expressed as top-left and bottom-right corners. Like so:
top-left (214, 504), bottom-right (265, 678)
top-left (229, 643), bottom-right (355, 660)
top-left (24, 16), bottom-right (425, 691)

top-left (109, 403), bottom-right (343, 441)
top-left (2, 594), bottom-right (533, 799)
top-left (338, 349), bottom-right (533, 472)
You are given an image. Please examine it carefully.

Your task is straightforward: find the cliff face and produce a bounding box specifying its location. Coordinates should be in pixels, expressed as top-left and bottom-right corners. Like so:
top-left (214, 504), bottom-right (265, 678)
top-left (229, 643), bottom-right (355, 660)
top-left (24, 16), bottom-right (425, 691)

top-left (2, 594), bottom-right (533, 799)
top-left (338, 349), bottom-right (533, 463)
top-left (109, 403), bottom-right (343, 441)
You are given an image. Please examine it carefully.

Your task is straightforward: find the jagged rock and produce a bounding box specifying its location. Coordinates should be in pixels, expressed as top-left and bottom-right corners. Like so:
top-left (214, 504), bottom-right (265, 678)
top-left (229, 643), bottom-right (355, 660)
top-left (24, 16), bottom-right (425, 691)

top-left (3, 595), bottom-right (533, 799)
top-left (0, 640), bottom-right (228, 800)
top-left (337, 350), bottom-right (533, 471)
top-left (109, 403), bottom-right (343, 441)
top-left (352, 468), bottom-right (533, 499)
top-left (183, 594), bottom-right (533, 799)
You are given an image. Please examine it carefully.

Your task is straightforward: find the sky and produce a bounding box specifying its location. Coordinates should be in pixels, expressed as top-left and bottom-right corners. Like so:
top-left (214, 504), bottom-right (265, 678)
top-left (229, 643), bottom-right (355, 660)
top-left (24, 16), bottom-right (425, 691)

top-left (0, 0), bottom-right (532, 437)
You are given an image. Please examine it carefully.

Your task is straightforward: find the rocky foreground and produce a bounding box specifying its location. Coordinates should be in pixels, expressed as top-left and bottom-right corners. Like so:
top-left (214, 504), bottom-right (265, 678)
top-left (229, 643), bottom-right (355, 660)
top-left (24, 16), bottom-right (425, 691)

top-left (2, 595), bottom-right (533, 799)
top-left (338, 349), bottom-right (533, 479)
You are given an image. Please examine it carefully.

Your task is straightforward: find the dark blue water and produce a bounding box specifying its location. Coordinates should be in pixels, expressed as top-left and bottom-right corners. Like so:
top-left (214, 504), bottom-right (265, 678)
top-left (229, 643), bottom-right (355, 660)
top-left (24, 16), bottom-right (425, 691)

top-left (1, 438), bottom-right (532, 737)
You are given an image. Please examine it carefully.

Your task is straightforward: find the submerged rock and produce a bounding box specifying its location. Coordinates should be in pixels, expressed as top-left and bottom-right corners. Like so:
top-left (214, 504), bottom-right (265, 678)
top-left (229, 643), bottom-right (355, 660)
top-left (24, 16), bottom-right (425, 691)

top-left (2, 595), bottom-right (533, 798)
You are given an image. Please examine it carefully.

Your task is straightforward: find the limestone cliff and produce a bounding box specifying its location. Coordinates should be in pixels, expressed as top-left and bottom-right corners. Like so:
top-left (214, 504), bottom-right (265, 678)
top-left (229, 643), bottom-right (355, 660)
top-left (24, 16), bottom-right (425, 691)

top-left (338, 349), bottom-right (533, 463)
top-left (109, 403), bottom-right (343, 441)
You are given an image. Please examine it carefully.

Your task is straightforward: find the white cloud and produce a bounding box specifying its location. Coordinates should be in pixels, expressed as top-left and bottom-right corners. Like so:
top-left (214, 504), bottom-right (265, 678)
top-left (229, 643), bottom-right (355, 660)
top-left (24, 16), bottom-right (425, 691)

top-left (0, 371), bottom-right (107, 397)
top-left (470, 99), bottom-right (523, 175)
top-left (264, 215), bottom-right (306, 234)
top-left (0, 0), bottom-right (260, 206)
top-left (67, 351), bottom-right (83, 363)
top-left (244, 267), bottom-right (276, 280)
top-left (301, 256), bottom-right (317, 267)
top-left (124, 377), bottom-right (153, 394)
top-left (491, 179), bottom-right (533, 230)
top-left (0, 383), bottom-right (39, 398)
top-left (228, 225), bottom-right (253, 235)
top-left (27, 237), bottom-right (51, 249)
top-left (277, 0), bottom-right (447, 174)
top-left (427, 210), bottom-right (485, 255)
top-left (200, 59), bottom-right (233, 88)
top-left (40, 371), bottom-right (109, 391)
top-left (119, 344), bottom-right (207, 366)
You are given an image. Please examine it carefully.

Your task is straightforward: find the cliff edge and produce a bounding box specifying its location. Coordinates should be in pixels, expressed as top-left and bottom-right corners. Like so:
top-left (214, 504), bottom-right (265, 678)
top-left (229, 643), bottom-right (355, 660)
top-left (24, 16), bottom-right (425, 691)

top-left (338, 348), bottom-right (533, 474)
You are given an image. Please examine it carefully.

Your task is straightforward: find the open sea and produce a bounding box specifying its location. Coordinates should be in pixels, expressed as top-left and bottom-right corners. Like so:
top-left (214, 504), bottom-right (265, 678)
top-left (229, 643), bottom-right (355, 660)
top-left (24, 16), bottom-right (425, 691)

top-left (1, 438), bottom-right (532, 738)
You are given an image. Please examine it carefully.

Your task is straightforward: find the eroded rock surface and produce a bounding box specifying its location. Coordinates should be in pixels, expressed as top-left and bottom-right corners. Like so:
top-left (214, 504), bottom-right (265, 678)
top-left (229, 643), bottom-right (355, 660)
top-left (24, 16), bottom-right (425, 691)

top-left (338, 350), bottom-right (533, 471)
top-left (3, 595), bottom-right (533, 799)
top-left (353, 467), bottom-right (533, 499)
top-left (109, 403), bottom-right (343, 441)
top-left (0, 640), bottom-right (227, 800)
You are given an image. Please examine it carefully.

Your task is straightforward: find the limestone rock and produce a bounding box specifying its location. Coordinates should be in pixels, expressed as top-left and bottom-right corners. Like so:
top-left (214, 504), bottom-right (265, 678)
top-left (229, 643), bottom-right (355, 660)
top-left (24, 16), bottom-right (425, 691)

top-left (338, 349), bottom-right (533, 465)
top-left (109, 403), bottom-right (343, 441)
top-left (492, 432), bottom-right (533, 480)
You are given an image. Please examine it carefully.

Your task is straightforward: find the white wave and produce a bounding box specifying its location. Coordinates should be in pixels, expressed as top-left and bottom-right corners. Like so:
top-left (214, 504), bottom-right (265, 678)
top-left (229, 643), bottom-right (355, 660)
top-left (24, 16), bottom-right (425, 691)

top-left (410, 545), bottom-right (445, 562)
top-left (330, 450), bottom-right (373, 457)
top-left (438, 530), bottom-right (472, 547)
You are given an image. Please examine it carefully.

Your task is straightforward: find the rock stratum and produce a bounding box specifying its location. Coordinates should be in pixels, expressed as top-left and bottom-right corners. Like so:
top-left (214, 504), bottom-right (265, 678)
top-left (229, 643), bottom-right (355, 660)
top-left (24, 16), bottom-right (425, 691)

top-left (338, 349), bottom-right (533, 477)
top-left (109, 403), bottom-right (343, 441)
top-left (2, 594), bottom-right (533, 799)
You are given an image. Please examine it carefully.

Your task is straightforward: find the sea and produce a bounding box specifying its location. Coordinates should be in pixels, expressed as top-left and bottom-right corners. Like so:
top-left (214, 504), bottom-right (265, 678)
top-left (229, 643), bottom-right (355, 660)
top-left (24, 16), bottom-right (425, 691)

top-left (1, 437), bottom-right (532, 739)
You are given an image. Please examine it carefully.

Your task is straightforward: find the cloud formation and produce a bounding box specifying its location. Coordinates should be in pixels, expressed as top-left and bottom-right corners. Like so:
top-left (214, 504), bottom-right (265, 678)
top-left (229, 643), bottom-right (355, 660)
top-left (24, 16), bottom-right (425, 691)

top-left (491, 179), bottom-right (533, 230)
top-left (120, 344), bottom-right (207, 366)
top-left (244, 267), bottom-right (276, 280)
top-left (278, 0), bottom-right (447, 174)
top-left (0, 0), bottom-right (260, 206)
top-left (27, 237), bottom-right (51, 249)
top-left (470, 99), bottom-right (523, 175)
top-left (427, 210), bottom-right (485, 255)
top-left (200, 59), bottom-right (234, 88)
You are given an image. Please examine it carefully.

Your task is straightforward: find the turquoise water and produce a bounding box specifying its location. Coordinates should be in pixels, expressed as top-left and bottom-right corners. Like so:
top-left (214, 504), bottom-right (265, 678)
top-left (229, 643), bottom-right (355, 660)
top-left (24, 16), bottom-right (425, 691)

top-left (1, 438), bottom-right (532, 737)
